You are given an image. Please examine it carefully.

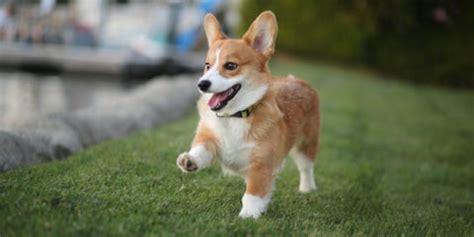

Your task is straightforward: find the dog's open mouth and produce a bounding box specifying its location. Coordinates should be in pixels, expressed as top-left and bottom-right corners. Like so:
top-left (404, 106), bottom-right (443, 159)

top-left (207, 84), bottom-right (241, 111)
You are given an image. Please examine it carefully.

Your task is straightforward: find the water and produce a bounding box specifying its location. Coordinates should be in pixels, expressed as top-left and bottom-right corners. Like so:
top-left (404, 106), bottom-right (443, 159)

top-left (0, 71), bottom-right (136, 130)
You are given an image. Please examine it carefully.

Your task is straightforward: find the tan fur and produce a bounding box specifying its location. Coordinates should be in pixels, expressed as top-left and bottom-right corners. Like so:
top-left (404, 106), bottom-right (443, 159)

top-left (245, 77), bottom-right (320, 196)
top-left (177, 11), bottom-right (320, 217)
top-left (192, 122), bottom-right (219, 158)
top-left (205, 39), bottom-right (268, 78)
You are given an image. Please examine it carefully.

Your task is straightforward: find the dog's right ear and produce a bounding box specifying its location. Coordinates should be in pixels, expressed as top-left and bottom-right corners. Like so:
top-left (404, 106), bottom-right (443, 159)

top-left (204, 14), bottom-right (226, 47)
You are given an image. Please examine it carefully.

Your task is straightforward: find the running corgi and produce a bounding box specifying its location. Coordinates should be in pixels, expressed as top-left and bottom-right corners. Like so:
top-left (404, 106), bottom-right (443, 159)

top-left (177, 11), bottom-right (320, 219)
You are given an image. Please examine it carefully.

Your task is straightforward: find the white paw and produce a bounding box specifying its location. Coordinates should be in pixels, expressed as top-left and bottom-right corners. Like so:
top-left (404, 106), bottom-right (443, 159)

top-left (239, 207), bottom-right (264, 219)
top-left (238, 193), bottom-right (270, 219)
top-left (176, 152), bottom-right (198, 173)
top-left (299, 181), bottom-right (317, 193)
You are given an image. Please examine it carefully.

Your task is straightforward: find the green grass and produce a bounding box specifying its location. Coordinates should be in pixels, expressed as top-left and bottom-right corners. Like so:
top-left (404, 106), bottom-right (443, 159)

top-left (1, 58), bottom-right (473, 236)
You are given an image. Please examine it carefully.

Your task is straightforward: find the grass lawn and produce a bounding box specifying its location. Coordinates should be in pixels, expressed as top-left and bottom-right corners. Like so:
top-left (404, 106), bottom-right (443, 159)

top-left (1, 58), bottom-right (473, 236)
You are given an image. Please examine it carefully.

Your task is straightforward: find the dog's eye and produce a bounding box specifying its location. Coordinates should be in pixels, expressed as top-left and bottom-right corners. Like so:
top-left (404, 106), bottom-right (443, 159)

top-left (223, 62), bottom-right (238, 71)
top-left (204, 63), bottom-right (210, 70)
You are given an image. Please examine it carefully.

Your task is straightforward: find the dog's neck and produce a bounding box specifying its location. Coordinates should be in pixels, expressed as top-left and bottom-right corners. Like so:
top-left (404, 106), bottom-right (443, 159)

top-left (216, 104), bottom-right (256, 118)
top-left (211, 83), bottom-right (268, 118)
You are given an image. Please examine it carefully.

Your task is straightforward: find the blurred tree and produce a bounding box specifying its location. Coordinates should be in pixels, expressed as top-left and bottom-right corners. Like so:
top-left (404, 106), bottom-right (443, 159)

top-left (240, 0), bottom-right (474, 88)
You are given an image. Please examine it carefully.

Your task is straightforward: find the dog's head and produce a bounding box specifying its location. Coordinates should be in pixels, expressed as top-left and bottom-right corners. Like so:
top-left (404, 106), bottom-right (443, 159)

top-left (198, 11), bottom-right (278, 114)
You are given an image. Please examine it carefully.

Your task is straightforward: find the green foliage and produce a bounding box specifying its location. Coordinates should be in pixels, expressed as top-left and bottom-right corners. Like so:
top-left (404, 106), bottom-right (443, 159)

top-left (369, 31), bottom-right (474, 87)
top-left (1, 59), bottom-right (473, 236)
top-left (240, 0), bottom-right (371, 61)
top-left (240, 0), bottom-right (474, 87)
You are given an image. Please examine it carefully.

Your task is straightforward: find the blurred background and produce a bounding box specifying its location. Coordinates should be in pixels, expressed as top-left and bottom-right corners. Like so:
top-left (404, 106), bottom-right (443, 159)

top-left (240, 0), bottom-right (474, 87)
top-left (0, 0), bottom-right (240, 131)
top-left (0, 0), bottom-right (472, 130)
top-left (1, 1), bottom-right (473, 232)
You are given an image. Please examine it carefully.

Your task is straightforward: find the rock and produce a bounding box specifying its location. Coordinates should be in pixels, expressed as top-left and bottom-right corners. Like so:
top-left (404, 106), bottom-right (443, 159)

top-left (0, 75), bottom-right (199, 171)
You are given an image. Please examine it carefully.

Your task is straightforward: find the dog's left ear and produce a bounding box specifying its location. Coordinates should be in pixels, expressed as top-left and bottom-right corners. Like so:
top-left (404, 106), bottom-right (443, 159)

top-left (242, 11), bottom-right (278, 59)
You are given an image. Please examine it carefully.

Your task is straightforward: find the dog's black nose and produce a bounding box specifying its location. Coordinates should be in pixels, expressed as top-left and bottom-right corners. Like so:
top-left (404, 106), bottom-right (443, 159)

top-left (198, 80), bottom-right (211, 92)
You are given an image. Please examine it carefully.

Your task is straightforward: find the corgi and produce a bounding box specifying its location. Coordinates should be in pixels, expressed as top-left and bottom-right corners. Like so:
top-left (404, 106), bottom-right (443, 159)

top-left (176, 11), bottom-right (320, 219)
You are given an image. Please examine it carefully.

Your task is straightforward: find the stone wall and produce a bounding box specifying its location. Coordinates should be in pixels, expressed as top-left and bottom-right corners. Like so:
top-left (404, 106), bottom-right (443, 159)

top-left (0, 76), bottom-right (199, 171)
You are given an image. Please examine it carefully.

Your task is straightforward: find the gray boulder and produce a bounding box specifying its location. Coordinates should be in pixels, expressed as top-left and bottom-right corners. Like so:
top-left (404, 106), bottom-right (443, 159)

top-left (0, 76), bottom-right (198, 171)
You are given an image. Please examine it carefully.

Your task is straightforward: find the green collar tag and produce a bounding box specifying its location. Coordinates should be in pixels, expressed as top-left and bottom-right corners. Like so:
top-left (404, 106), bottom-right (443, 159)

top-left (216, 105), bottom-right (255, 118)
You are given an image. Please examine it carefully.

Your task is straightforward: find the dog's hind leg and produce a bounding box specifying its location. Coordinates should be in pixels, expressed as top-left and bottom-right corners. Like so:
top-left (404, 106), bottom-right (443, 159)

top-left (290, 129), bottom-right (319, 193)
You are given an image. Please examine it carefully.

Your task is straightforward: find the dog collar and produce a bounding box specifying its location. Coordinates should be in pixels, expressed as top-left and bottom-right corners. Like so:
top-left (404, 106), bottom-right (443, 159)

top-left (216, 105), bottom-right (255, 118)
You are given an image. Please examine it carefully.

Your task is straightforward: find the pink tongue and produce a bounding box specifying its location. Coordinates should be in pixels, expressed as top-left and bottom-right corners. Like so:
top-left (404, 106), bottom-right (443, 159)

top-left (208, 89), bottom-right (231, 109)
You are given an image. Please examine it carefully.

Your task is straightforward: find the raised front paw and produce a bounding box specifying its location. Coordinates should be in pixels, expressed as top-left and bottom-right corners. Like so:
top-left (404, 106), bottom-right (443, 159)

top-left (176, 152), bottom-right (198, 173)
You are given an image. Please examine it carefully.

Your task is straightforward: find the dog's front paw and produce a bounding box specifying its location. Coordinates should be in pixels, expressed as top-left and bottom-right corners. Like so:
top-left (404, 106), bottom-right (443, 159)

top-left (176, 152), bottom-right (198, 172)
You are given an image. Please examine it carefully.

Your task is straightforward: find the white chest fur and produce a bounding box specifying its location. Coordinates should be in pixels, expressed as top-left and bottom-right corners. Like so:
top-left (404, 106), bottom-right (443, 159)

top-left (202, 109), bottom-right (255, 176)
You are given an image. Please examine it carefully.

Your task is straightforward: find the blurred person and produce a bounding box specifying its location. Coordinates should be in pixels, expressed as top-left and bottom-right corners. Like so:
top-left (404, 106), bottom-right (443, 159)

top-left (71, 0), bottom-right (106, 47)
top-left (0, 3), bottom-right (16, 42)
top-left (38, 0), bottom-right (56, 17)
top-left (32, 23), bottom-right (45, 44)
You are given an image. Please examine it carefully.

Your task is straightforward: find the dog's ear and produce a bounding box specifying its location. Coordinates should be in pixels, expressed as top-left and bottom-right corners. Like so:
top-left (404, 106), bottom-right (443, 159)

top-left (204, 13), bottom-right (226, 47)
top-left (242, 11), bottom-right (278, 59)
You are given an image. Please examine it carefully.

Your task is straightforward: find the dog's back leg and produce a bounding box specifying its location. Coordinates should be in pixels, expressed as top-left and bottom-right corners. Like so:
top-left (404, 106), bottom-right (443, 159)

top-left (290, 114), bottom-right (320, 193)
top-left (290, 143), bottom-right (317, 193)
